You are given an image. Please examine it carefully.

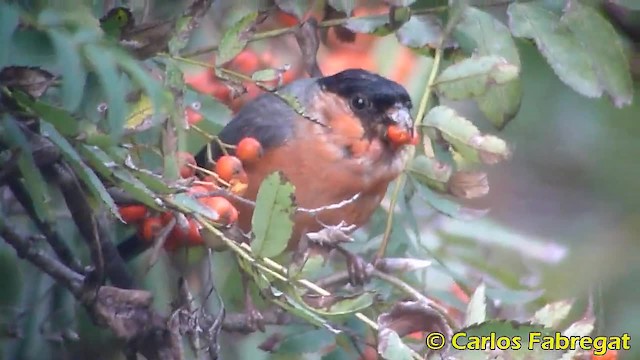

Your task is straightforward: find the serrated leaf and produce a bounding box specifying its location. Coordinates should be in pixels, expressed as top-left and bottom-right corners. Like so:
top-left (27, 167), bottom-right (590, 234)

top-left (251, 68), bottom-right (279, 82)
top-left (345, 15), bottom-right (394, 36)
top-left (396, 14), bottom-right (442, 48)
top-left (40, 122), bottom-right (122, 221)
top-left (124, 95), bottom-right (155, 131)
top-left (302, 292), bottom-right (375, 317)
top-left (216, 12), bottom-right (258, 66)
top-left (328, 0), bottom-right (355, 14)
top-left (464, 283), bottom-right (486, 326)
top-left (79, 145), bottom-right (161, 209)
top-left (117, 52), bottom-right (170, 126)
top-left (123, 160), bottom-right (174, 194)
top-left (47, 29), bottom-right (86, 111)
top-left (251, 172), bottom-right (295, 258)
top-left (275, 0), bottom-right (310, 20)
top-left (435, 55), bottom-right (519, 100)
top-left (11, 91), bottom-right (80, 136)
top-left (378, 330), bottom-right (412, 360)
top-left (172, 193), bottom-right (220, 221)
top-left (562, 1), bottom-right (633, 107)
top-left (84, 44), bottom-right (126, 141)
top-left (412, 177), bottom-right (488, 220)
top-left (455, 6), bottom-right (522, 129)
top-left (407, 155), bottom-right (452, 192)
top-left (508, 2), bottom-right (601, 99)
top-left (423, 105), bottom-right (510, 165)
top-left (0, 3), bottom-right (20, 67)
top-left (274, 294), bottom-right (342, 335)
top-left (1, 117), bottom-right (52, 222)
top-left (532, 300), bottom-right (573, 328)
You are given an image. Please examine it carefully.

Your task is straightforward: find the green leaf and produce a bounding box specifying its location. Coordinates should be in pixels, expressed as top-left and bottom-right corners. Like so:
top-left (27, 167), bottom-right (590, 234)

top-left (328, 0), bottom-right (356, 14)
top-left (396, 14), bottom-right (442, 48)
top-left (251, 172), bottom-right (296, 258)
top-left (406, 155), bottom-right (452, 192)
top-left (378, 330), bottom-right (412, 360)
top-left (99, 7), bottom-right (134, 39)
top-left (412, 177), bottom-right (488, 220)
top-left (288, 252), bottom-right (325, 280)
top-left (79, 145), bottom-right (161, 209)
top-left (450, 320), bottom-right (563, 359)
top-left (0, 3), bottom-right (20, 67)
top-left (274, 294), bottom-right (342, 335)
top-left (172, 193), bottom-right (220, 221)
top-left (532, 300), bottom-right (573, 328)
top-left (216, 12), bottom-right (258, 66)
top-left (562, 1), bottom-right (633, 107)
top-left (84, 44), bottom-right (127, 141)
top-left (117, 52), bottom-right (170, 127)
top-left (1, 117), bottom-right (53, 222)
top-left (345, 15), bottom-right (395, 36)
top-left (301, 292), bottom-right (375, 317)
top-left (11, 91), bottom-right (80, 136)
top-left (464, 283), bottom-right (486, 327)
top-left (251, 68), bottom-right (279, 82)
top-left (435, 55), bottom-right (519, 100)
top-left (168, 15), bottom-right (193, 55)
top-left (454, 6), bottom-right (522, 129)
top-left (275, 329), bottom-right (337, 355)
top-left (275, 0), bottom-right (310, 20)
top-left (47, 29), bottom-right (87, 112)
top-left (40, 122), bottom-right (121, 221)
top-left (184, 86), bottom-right (230, 154)
top-left (423, 105), bottom-right (510, 165)
top-left (508, 2), bottom-right (601, 99)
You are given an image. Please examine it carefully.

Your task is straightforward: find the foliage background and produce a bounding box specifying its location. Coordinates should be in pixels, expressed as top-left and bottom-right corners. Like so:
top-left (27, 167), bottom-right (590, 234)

top-left (0, 0), bottom-right (639, 359)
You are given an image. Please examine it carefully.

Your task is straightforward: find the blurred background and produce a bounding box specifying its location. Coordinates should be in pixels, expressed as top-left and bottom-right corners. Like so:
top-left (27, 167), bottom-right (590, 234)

top-left (1, 0), bottom-right (639, 359)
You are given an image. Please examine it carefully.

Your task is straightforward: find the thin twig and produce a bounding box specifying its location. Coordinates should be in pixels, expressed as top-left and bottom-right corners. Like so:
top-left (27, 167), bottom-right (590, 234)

top-left (375, 22), bottom-right (447, 262)
top-left (181, 6), bottom-right (449, 58)
top-left (0, 223), bottom-right (84, 297)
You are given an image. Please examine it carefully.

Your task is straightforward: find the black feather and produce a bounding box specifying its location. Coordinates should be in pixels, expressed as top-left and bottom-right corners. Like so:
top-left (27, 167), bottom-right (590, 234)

top-left (195, 86), bottom-right (304, 167)
top-left (318, 68), bottom-right (412, 115)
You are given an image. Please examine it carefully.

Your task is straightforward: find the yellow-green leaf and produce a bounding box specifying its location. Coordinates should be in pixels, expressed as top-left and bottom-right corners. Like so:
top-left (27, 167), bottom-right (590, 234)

top-left (251, 172), bottom-right (296, 258)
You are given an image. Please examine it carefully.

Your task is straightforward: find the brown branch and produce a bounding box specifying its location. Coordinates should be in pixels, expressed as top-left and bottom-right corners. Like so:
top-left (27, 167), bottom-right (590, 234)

top-left (51, 162), bottom-right (105, 284)
top-left (0, 223), bottom-right (84, 297)
top-left (6, 178), bottom-right (85, 274)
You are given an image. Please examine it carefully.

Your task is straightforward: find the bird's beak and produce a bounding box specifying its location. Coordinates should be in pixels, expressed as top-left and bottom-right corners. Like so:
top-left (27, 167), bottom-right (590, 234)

top-left (386, 104), bottom-right (414, 133)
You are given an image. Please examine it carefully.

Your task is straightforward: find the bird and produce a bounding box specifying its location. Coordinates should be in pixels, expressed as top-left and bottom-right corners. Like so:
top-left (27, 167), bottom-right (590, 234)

top-left (195, 68), bottom-right (414, 252)
top-left (117, 68), bottom-right (414, 330)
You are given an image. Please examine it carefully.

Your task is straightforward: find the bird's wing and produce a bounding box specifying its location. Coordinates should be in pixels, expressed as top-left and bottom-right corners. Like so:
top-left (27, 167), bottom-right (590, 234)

top-left (196, 78), bottom-right (319, 167)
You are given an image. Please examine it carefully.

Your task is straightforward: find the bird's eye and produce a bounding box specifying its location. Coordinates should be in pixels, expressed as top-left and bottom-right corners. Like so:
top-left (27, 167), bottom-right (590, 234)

top-left (351, 96), bottom-right (369, 110)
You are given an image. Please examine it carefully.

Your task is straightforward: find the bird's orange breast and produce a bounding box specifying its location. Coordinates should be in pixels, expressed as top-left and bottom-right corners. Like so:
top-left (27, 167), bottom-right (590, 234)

top-left (231, 92), bottom-right (408, 249)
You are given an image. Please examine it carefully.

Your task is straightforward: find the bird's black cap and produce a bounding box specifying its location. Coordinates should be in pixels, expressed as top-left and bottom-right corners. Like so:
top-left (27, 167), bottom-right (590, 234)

top-left (318, 69), bottom-right (412, 113)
